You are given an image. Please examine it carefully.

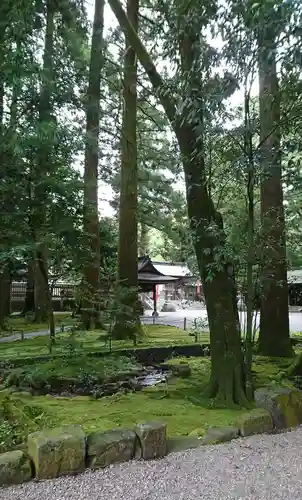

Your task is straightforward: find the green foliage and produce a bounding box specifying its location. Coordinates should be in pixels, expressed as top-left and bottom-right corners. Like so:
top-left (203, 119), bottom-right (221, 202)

top-left (3, 355), bottom-right (142, 390)
top-left (0, 392), bottom-right (54, 452)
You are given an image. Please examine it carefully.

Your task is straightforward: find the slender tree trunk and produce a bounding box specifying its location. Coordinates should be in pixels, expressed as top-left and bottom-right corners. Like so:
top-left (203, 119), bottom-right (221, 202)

top-left (244, 90), bottom-right (255, 400)
top-left (257, 24), bottom-right (293, 357)
top-left (0, 265), bottom-right (11, 328)
top-left (36, 247), bottom-right (55, 350)
top-left (82, 0), bottom-right (104, 330)
top-left (22, 258), bottom-right (35, 314)
top-left (0, 10), bottom-right (11, 329)
top-left (34, 249), bottom-right (49, 323)
top-left (107, 0), bottom-right (249, 405)
top-left (34, 0), bottom-right (55, 341)
top-left (113, 0), bottom-right (141, 341)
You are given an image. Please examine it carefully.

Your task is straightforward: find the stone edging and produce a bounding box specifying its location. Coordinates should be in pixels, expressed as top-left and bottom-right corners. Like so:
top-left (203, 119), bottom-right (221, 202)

top-left (1, 386), bottom-right (302, 487)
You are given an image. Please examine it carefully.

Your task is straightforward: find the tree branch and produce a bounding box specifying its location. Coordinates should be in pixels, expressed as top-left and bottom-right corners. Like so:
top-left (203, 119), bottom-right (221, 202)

top-left (107, 0), bottom-right (177, 124)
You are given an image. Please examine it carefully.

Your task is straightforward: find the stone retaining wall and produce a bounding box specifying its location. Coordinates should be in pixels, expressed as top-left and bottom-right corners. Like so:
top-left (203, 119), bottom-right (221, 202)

top-left (1, 386), bottom-right (302, 487)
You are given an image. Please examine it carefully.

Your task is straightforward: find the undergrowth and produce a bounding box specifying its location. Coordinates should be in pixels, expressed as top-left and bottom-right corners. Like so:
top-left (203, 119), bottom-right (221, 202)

top-left (0, 392), bottom-right (54, 452)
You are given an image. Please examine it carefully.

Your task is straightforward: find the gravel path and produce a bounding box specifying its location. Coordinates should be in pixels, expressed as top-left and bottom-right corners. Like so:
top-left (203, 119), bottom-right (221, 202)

top-left (2, 428), bottom-right (302, 500)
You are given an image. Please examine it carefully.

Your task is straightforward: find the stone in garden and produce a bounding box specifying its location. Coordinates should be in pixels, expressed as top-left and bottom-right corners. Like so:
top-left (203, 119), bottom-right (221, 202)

top-left (188, 427), bottom-right (206, 437)
top-left (28, 425), bottom-right (85, 480)
top-left (11, 391), bottom-right (33, 399)
top-left (161, 302), bottom-right (177, 312)
top-left (255, 387), bottom-right (302, 430)
top-left (0, 450), bottom-right (32, 486)
top-left (87, 428), bottom-right (136, 469)
top-left (167, 436), bottom-right (201, 453)
top-left (237, 408), bottom-right (273, 437)
top-left (169, 363), bottom-right (191, 378)
top-left (201, 426), bottom-right (239, 445)
top-left (135, 421), bottom-right (167, 460)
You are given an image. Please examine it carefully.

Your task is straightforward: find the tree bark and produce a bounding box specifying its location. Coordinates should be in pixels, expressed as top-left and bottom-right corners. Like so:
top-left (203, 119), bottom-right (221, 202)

top-left (34, 249), bottom-right (49, 323)
top-left (257, 23), bottom-right (293, 357)
top-left (108, 0), bottom-right (249, 405)
top-left (112, 0), bottom-right (141, 341)
top-left (22, 258), bottom-right (35, 314)
top-left (244, 90), bottom-right (255, 401)
top-left (33, 0), bottom-right (55, 341)
top-left (36, 247), bottom-right (55, 350)
top-left (0, 265), bottom-right (11, 328)
top-left (82, 0), bottom-right (104, 329)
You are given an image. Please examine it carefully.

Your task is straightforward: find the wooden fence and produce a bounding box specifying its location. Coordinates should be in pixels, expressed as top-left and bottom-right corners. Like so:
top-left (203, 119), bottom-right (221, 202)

top-left (11, 282), bottom-right (76, 300)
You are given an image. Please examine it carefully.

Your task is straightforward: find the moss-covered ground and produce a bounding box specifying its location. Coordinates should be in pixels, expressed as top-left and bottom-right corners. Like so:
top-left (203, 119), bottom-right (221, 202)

top-left (0, 324), bottom-right (210, 361)
top-left (0, 313), bottom-right (75, 336)
top-left (3, 355), bottom-right (142, 389)
top-left (0, 322), bottom-right (299, 453)
top-left (0, 354), bottom-right (295, 451)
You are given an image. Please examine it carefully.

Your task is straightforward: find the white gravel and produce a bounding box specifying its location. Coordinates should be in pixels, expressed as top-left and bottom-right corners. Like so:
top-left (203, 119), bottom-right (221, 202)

top-left (2, 428), bottom-right (302, 500)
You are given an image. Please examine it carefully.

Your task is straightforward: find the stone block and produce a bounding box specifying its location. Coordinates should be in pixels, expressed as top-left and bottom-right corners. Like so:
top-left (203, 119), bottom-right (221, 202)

top-left (87, 428), bottom-right (136, 469)
top-left (255, 387), bottom-right (302, 430)
top-left (201, 426), bottom-right (239, 445)
top-left (135, 421), bottom-right (167, 460)
top-left (164, 363), bottom-right (191, 378)
top-left (28, 425), bottom-right (85, 480)
top-left (0, 450), bottom-right (32, 486)
top-left (237, 408), bottom-right (273, 437)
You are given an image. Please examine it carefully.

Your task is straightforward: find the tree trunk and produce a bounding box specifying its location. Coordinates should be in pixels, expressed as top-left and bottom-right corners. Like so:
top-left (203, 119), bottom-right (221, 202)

top-left (257, 23), bottom-right (293, 357)
top-left (36, 247), bottom-right (55, 350)
top-left (0, 7), bottom-right (9, 330)
top-left (244, 90), bottom-right (255, 401)
top-left (112, 0), bottom-right (141, 341)
top-left (0, 265), bottom-right (11, 329)
top-left (108, 0), bottom-right (249, 405)
top-left (22, 258), bottom-right (35, 314)
top-left (82, 0), bottom-right (104, 330)
top-left (34, 249), bottom-right (49, 323)
top-left (180, 137), bottom-right (248, 406)
top-left (33, 0), bottom-right (55, 344)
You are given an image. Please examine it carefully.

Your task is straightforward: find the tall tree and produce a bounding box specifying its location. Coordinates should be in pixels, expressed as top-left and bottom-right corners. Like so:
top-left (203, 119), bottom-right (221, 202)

top-left (112, 0), bottom-right (141, 340)
top-left (108, 0), bottom-right (249, 405)
top-left (257, 10), bottom-right (293, 357)
top-left (82, 0), bottom-right (105, 329)
top-left (33, 0), bottom-right (56, 345)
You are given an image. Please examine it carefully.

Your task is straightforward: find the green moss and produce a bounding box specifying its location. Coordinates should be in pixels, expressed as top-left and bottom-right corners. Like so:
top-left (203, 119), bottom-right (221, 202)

top-left (252, 356), bottom-right (294, 389)
top-left (0, 313), bottom-right (74, 336)
top-left (0, 392), bottom-right (55, 452)
top-left (0, 324), bottom-right (210, 362)
top-left (4, 355), bottom-right (142, 389)
top-left (0, 350), bottom-right (296, 446)
top-left (17, 357), bottom-right (244, 437)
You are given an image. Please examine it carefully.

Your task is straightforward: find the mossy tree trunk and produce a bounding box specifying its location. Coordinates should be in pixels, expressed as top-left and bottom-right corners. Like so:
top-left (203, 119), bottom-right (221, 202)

top-left (112, 0), bottom-right (142, 342)
top-left (82, 0), bottom-right (105, 330)
top-left (108, 0), bottom-right (249, 405)
top-left (257, 21), bottom-right (293, 357)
